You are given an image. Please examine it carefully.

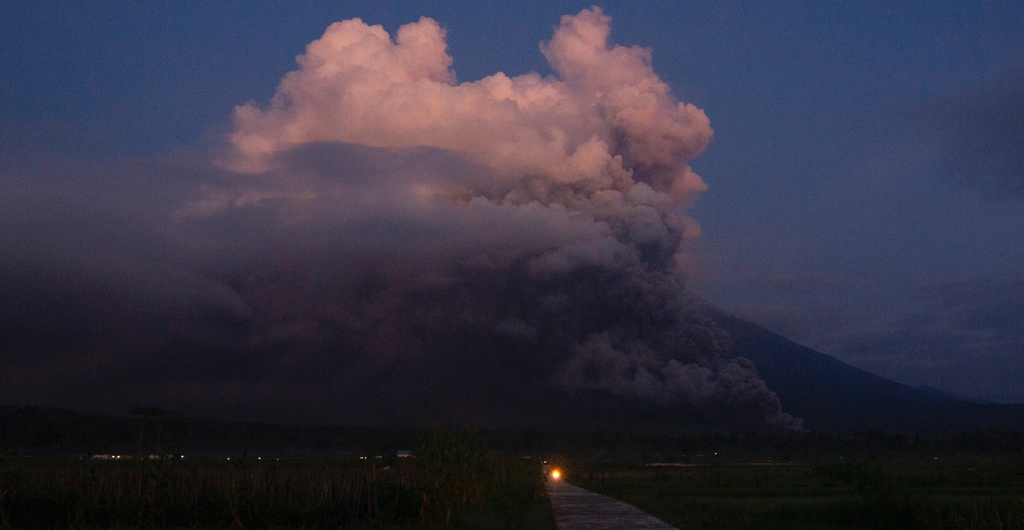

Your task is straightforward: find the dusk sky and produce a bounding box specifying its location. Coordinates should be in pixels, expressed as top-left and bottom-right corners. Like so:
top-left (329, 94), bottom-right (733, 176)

top-left (2, 1), bottom-right (1023, 421)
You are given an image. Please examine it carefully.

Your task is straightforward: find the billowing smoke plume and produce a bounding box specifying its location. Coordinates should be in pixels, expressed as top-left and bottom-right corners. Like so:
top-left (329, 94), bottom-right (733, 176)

top-left (0, 8), bottom-right (797, 429)
top-left (226, 8), bottom-right (710, 207)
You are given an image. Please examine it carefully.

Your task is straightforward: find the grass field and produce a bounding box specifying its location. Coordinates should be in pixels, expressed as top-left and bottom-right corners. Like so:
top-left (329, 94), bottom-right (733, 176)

top-left (571, 459), bottom-right (1024, 530)
top-left (0, 428), bottom-right (555, 529)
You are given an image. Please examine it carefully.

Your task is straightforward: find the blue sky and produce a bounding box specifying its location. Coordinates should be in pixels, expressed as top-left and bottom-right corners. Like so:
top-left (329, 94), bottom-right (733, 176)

top-left (2, 1), bottom-right (1023, 405)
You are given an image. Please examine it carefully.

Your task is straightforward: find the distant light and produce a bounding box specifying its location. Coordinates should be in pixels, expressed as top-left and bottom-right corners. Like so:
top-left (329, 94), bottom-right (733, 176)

top-left (551, 470), bottom-right (560, 480)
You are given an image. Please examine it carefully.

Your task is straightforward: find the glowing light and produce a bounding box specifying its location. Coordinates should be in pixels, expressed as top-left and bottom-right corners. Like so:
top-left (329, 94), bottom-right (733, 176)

top-left (551, 470), bottom-right (560, 480)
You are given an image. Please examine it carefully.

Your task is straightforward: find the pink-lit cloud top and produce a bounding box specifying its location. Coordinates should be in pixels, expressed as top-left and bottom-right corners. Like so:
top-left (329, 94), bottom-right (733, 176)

top-left (227, 8), bottom-right (711, 206)
top-left (0, 8), bottom-right (801, 428)
top-left (3, 1), bottom-right (1023, 422)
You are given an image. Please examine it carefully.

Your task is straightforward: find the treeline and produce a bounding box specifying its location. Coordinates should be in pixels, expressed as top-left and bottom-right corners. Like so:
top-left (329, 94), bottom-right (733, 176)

top-left (480, 428), bottom-right (1024, 461)
top-left (4, 406), bottom-right (1024, 460)
top-left (0, 406), bottom-right (418, 458)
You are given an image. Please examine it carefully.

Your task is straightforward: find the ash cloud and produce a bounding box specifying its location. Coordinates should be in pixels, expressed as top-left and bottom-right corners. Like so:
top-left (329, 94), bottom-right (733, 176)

top-left (830, 276), bottom-right (1024, 403)
top-left (931, 75), bottom-right (1024, 199)
top-left (0, 8), bottom-right (796, 429)
top-left (225, 7), bottom-right (710, 205)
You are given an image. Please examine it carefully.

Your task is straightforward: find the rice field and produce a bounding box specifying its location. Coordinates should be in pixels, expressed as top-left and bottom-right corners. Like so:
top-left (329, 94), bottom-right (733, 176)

top-left (0, 428), bottom-right (555, 529)
top-left (571, 459), bottom-right (1024, 530)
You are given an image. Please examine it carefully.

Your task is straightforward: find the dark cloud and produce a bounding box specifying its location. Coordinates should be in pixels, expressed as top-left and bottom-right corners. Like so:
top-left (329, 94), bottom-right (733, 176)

top-left (931, 75), bottom-right (1024, 199)
top-left (0, 142), bottom-right (798, 429)
top-left (703, 259), bottom-right (1024, 404)
top-left (828, 276), bottom-right (1024, 403)
top-left (749, 270), bottom-right (854, 295)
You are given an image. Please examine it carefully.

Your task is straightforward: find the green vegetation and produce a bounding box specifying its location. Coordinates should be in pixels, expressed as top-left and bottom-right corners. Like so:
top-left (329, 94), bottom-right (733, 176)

top-left (6, 406), bottom-right (1024, 529)
top-left (0, 428), bottom-right (554, 529)
top-left (414, 428), bottom-right (554, 529)
top-left (571, 459), bottom-right (1024, 529)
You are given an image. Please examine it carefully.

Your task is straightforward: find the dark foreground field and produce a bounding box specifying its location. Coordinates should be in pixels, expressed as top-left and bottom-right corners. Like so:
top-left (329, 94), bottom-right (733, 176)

top-left (0, 429), bottom-right (555, 530)
top-left (571, 459), bottom-right (1024, 530)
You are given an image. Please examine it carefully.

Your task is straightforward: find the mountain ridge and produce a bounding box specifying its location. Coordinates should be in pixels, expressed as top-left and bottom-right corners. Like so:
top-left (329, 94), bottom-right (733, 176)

top-left (3, 309), bottom-right (1023, 438)
top-left (710, 309), bottom-right (1024, 434)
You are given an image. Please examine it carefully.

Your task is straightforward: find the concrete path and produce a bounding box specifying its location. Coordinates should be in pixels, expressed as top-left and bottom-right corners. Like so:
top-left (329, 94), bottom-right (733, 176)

top-left (546, 480), bottom-right (679, 529)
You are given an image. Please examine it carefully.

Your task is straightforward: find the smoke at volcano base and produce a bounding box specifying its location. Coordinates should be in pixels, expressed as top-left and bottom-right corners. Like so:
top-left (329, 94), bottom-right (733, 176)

top-left (0, 8), bottom-right (797, 429)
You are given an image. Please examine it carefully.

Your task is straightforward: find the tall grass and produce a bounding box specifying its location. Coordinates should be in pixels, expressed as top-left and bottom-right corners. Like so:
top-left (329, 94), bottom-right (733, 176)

top-left (415, 427), bottom-right (554, 530)
top-left (0, 455), bottom-right (418, 528)
top-left (0, 428), bottom-right (554, 529)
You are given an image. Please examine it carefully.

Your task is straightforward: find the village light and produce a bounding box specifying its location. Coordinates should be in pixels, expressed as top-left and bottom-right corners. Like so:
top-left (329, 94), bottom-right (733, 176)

top-left (551, 469), bottom-right (560, 480)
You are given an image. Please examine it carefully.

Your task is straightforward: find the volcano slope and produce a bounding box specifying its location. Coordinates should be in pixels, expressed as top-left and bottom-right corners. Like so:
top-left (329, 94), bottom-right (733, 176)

top-left (711, 309), bottom-right (1024, 434)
